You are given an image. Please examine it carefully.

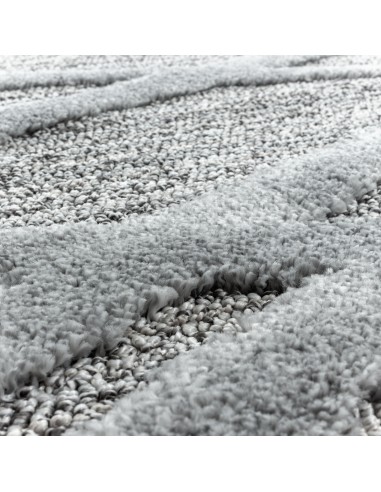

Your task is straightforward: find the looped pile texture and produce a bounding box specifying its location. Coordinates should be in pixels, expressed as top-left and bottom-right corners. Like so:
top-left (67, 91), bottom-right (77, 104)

top-left (1, 55), bottom-right (381, 435)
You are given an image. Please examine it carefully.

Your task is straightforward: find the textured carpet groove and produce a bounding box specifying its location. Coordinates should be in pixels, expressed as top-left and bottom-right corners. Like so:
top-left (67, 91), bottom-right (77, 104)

top-left (2, 58), bottom-right (381, 142)
top-left (1, 77), bottom-right (381, 228)
top-left (1, 56), bottom-right (381, 435)
top-left (0, 288), bottom-right (278, 436)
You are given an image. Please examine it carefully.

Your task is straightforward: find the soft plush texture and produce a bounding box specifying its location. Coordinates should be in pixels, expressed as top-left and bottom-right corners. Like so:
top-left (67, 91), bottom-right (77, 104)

top-left (1, 55), bottom-right (381, 435)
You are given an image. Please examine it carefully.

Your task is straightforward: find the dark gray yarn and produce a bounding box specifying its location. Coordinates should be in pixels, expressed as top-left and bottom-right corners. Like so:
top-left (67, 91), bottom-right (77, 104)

top-left (1, 56), bottom-right (381, 435)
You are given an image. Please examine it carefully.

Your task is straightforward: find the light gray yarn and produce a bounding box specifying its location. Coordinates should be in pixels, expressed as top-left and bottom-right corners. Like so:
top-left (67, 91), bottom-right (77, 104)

top-left (2, 76), bottom-right (381, 228)
top-left (68, 130), bottom-right (381, 435)
top-left (1, 56), bottom-right (381, 435)
top-left (1, 289), bottom-right (276, 436)
top-left (0, 56), bottom-right (373, 142)
top-left (0, 56), bottom-right (326, 92)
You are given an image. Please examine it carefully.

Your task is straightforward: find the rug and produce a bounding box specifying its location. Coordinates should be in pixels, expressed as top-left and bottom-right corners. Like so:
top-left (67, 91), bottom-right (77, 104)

top-left (1, 55), bottom-right (381, 435)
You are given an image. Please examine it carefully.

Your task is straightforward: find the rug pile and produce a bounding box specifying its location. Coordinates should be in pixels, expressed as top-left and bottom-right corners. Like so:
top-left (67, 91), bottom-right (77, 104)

top-left (1, 55), bottom-right (381, 435)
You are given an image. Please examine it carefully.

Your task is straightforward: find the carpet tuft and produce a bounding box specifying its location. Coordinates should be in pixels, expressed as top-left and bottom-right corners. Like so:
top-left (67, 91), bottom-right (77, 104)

top-left (1, 55), bottom-right (381, 435)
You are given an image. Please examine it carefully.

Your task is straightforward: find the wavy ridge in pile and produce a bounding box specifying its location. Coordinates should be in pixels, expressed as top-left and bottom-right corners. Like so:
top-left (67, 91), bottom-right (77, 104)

top-left (0, 55), bottom-right (381, 435)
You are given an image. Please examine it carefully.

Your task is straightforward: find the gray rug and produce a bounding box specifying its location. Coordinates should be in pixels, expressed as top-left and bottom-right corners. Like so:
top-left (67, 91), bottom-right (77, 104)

top-left (1, 55), bottom-right (381, 435)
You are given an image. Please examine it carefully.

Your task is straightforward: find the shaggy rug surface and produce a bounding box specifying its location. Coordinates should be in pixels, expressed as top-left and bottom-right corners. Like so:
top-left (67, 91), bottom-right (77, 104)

top-left (1, 55), bottom-right (381, 435)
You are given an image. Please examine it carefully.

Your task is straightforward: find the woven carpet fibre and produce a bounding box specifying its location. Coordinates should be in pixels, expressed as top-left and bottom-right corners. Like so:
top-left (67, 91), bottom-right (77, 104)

top-left (1, 55), bottom-right (381, 435)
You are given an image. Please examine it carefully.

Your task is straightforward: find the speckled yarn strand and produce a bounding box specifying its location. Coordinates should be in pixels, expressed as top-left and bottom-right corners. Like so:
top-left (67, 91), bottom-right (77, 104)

top-left (0, 289), bottom-right (277, 436)
top-left (1, 56), bottom-right (381, 436)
